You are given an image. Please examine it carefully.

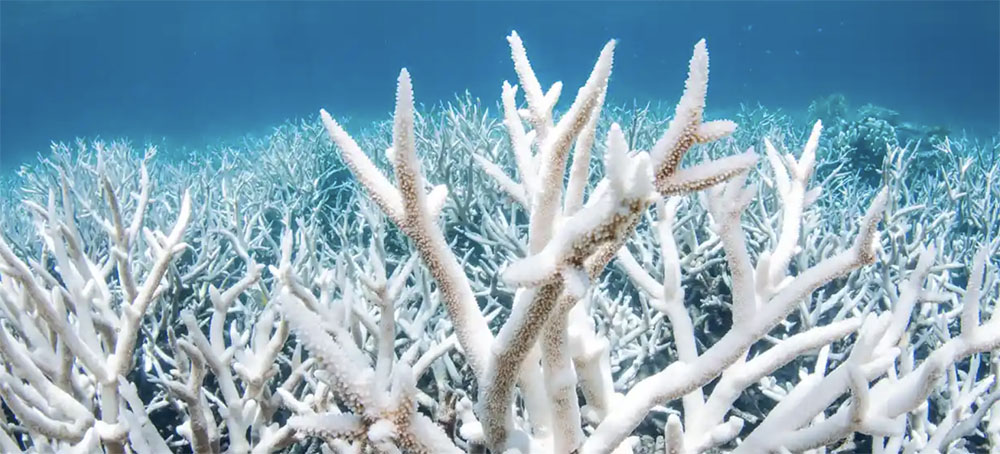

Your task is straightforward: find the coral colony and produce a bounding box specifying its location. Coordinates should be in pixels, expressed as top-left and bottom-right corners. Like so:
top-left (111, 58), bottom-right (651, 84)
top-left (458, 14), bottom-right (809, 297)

top-left (0, 31), bottom-right (997, 454)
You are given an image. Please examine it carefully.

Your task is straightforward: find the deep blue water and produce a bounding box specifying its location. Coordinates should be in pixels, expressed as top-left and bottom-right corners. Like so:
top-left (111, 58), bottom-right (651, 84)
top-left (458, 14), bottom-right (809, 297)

top-left (2, 1), bottom-right (998, 171)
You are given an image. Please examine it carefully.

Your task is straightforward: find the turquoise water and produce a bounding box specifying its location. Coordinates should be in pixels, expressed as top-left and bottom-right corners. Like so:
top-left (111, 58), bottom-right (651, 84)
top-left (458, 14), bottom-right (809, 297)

top-left (1, 1), bottom-right (997, 170)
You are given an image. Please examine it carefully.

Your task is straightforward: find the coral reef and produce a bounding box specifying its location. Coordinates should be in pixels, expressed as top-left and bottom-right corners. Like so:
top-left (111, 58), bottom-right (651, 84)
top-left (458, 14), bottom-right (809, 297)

top-left (807, 94), bottom-right (959, 186)
top-left (0, 31), bottom-right (997, 454)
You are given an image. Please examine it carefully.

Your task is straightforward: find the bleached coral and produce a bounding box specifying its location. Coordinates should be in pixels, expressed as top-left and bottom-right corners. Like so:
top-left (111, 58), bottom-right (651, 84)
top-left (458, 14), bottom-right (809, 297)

top-left (0, 29), bottom-right (996, 454)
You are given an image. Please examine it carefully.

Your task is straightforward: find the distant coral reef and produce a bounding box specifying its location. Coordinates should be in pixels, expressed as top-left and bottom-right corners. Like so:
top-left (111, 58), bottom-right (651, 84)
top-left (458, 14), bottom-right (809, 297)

top-left (0, 31), bottom-right (998, 454)
top-left (806, 93), bottom-right (963, 186)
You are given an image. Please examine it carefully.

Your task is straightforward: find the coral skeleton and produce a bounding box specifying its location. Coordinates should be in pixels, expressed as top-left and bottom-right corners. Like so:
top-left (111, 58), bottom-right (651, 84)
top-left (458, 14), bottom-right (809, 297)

top-left (0, 30), bottom-right (997, 454)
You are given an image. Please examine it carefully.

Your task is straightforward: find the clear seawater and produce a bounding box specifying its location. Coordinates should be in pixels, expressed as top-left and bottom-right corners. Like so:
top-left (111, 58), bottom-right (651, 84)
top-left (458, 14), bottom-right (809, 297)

top-left (1, 1), bottom-right (997, 171)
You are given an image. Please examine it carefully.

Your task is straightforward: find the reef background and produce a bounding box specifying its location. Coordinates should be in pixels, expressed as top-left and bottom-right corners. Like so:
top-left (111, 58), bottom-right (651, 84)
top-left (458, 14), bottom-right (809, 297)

top-left (1, 1), bottom-right (998, 171)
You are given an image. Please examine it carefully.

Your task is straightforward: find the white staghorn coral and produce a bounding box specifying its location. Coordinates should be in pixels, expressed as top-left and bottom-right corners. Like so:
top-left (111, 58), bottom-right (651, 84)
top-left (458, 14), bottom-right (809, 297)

top-left (316, 29), bottom-right (925, 454)
top-left (0, 27), bottom-right (997, 454)
top-left (276, 229), bottom-right (462, 454)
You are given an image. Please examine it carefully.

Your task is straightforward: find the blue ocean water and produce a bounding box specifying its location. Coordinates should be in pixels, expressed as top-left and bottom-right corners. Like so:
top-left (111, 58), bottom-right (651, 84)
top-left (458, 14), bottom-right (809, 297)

top-left (1, 1), bottom-right (997, 171)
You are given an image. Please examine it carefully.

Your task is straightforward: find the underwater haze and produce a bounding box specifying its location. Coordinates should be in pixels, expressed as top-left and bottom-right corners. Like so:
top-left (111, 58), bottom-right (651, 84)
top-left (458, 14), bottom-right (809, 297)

top-left (1, 1), bottom-right (998, 170)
